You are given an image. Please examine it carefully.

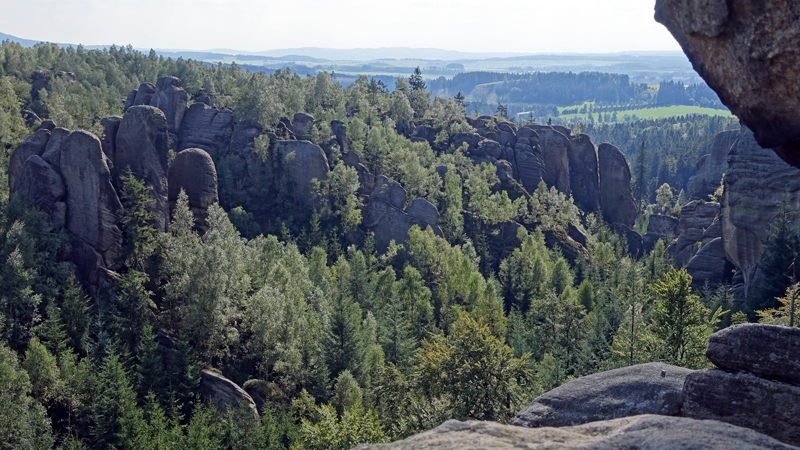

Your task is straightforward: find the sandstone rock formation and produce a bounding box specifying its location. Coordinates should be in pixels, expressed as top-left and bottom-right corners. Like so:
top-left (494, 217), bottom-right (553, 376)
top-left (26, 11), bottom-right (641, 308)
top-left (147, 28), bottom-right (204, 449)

top-left (149, 76), bottom-right (188, 139)
top-left (14, 155), bottom-right (66, 229)
top-left (683, 368), bottom-right (800, 446)
top-left (721, 128), bottom-right (800, 290)
top-left (8, 128), bottom-right (50, 189)
top-left (706, 323), bottom-right (800, 387)
top-left (655, 0), bottom-right (800, 169)
top-left (643, 214), bottom-right (678, 253)
top-left (168, 148), bottom-right (219, 233)
top-left (512, 362), bottom-right (692, 428)
top-left (115, 105), bottom-right (171, 230)
top-left (178, 103), bottom-right (234, 156)
top-left (567, 134), bottom-right (601, 213)
top-left (99, 116), bottom-right (122, 166)
top-left (599, 143), bottom-right (637, 228)
top-left (689, 129), bottom-right (738, 200)
top-left (272, 140), bottom-right (330, 203)
top-left (684, 237), bottom-right (734, 290)
top-left (291, 112), bottom-right (314, 140)
top-left (356, 415), bottom-right (795, 450)
top-left (531, 125), bottom-right (571, 196)
top-left (131, 82), bottom-right (156, 108)
top-left (668, 200), bottom-right (720, 266)
top-left (199, 369), bottom-right (259, 421)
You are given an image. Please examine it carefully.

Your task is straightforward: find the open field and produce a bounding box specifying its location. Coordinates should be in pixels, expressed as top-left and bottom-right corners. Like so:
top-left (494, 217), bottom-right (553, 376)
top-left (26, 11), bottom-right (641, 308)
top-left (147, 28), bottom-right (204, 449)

top-left (557, 105), bottom-right (733, 123)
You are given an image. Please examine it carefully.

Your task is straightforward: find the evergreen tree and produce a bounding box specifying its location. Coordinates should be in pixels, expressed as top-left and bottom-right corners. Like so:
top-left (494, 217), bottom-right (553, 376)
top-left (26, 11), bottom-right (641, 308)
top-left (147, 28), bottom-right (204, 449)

top-left (750, 200), bottom-right (800, 314)
top-left (135, 324), bottom-right (168, 404)
top-left (169, 332), bottom-right (199, 419)
top-left (60, 276), bottom-right (91, 353)
top-left (89, 351), bottom-right (142, 449)
top-left (325, 286), bottom-right (366, 382)
top-left (631, 141), bottom-right (651, 209)
top-left (409, 67), bottom-right (426, 92)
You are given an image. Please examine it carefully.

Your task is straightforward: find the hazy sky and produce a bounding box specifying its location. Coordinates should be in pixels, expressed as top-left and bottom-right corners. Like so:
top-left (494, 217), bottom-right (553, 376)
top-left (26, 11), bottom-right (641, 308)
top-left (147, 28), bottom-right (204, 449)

top-left (0, 0), bottom-right (680, 53)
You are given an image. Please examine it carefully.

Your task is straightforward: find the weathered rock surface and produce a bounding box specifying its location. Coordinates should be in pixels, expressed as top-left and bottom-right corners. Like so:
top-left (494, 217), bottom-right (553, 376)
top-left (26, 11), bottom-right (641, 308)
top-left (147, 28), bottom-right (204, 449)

top-left (685, 237), bottom-right (734, 290)
top-left (14, 155), bottom-right (66, 229)
top-left (406, 198), bottom-right (439, 227)
top-left (178, 103), bottom-right (234, 156)
top-left (115, 105), bottom-right (171, 230)
top-left (41, 128), bottom-right (70, 167)
top-left (721, 127), bottom-right (800, 289)
top-left (291, 112), bottom-right (314, 140)
top-left (168, 148), bottom-right (218, 233)
top-left (655, 0), bottom-right (800, 169)
top-left (148, 76), bottom-right (187, 136)
top-left (599, 143), bottom-right (637, 228)
top-left (683, 368), bottom-right (800, 446)
top-left (227, 121), bottom-right (263, 155)
top-left (613, 223), bottom-right (644, 258)
top-left (132, 82), bottom-right (156, 107)
top-left (512, 144), bottom-right (545, 193)
top-left (8, 128), bottom-right (50, 190)
top-left (706, 324), bottom-right (800, 387)
top-left (567, 134), bottom-right (601, 213)
top-left (356, 415), bottom-right (795, 450)
top-left (643, 214), bottom-right (678, 253)
top-left (331, 119), bottom-right (347, 153)
top-left (513, 362), bottom-right (691, 428)
top-left (669, 200), bottom-right (720, 266)
top-left (690, 129), bottom-right (738, 200)
top-left (371, 175), bottom-right (408, 210)
top-left (272, 140), bottom-right (330, 203)
top-left (199, 369), bottom-right (259, 421)
top-left (451, 133), bottom-right (484, 151)
top-left (364, 195), bottom-right (443, 252)
top-left (99, 116), bottom-right (121, 166)
top-left (59, 130), bottom-right (123, 261)
top-left (531, 125), bottom-right (571, 196)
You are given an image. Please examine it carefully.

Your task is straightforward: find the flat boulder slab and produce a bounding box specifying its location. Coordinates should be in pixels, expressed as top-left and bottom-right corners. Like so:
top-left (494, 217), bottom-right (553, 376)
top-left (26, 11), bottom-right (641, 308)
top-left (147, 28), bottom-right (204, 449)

top-left (356, 415), bottom-right (796, 450)
top-left (512, 362), bottom-right (692, 428)
top-left (199, 369), bottom-right (259, 421)
top-left (706, 324), bottom-right (800, 386)
top-left (655, 0), bottom-right (800, 170)
top-left (683, 368), bottom-right (800, 446)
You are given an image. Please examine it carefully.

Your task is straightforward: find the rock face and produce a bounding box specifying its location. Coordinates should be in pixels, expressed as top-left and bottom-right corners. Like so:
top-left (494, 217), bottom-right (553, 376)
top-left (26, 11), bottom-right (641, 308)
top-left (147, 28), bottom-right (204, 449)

top-left (567, 134), bottom-right (601, 213)
top-left (14, 155), bottom-right (66, 229)
top-left (99, 116), bottom-right (122, 166)
top-left (168, 149), bottom-right (219, 233)
top-left (272, 140), bottom-right (330, 203)
top-left (356, 415), bottom-right (795, 450)
top-left (685, 237), bottom-right (734, 290)
top-left (364, 177), bottom-right (443, 251)
top-left (132, 82), bottom-right (156, 108)
top-left (643, 214), bottom-right (678, 253)
top-left (669, 200), bottom-right (721, 266)
top-left (721, 127), bottom-right (800, 290)
top-left (199, 369), bottom-right (259, 420)
top-left (60, 131), bottom-right (123, 262)
top-left (178, 103), bottom-right (234, 156)
top-left (531, 125), bottom-right (571, 197)
top-left (291, 112), bottom-right (314, 140)
top-left (599, 143), bottom-right (637, 228)
top-left (706, 324), bottom-right (800, 387)
top-left (8, 128), bottom-right (50, 190)
top-left (654, 0), bottom-right (800, 169)
top-left (512, 362), bottom-right (692, 428)
top-left (683, 368), bottom-right (800, 446)
top-left (689, 130), bottom-right (738, 200)
top-left (148, 76), bottom-right (188, 137)
top-left (115, 105), bottom-right (171, 230)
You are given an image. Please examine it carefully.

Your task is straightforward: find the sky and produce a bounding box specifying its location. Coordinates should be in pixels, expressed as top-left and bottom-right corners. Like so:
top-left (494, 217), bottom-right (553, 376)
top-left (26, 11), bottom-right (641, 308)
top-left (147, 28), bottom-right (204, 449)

top-left (0, 0), bottom-right (680, 54)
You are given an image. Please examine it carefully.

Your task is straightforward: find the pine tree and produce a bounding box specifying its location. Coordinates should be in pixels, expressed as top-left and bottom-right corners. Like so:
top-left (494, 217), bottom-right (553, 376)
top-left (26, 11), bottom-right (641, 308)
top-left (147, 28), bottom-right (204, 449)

top-left (750, 200), bottom-right (800, 314)
top-left (409, 67), bottom-right (426, 92)
top-left (632, 141), bottom-right (651, 209)
top-left (60, 276), bottom-right (90, 353)
top-left (325, 289), bottom-right (366, 381)
top-left (136, 324), bottom-right (168, 404)
top-left (169, 332), bottom-right (199, 419)
top-left (90, 351), bottom-right (142, 449)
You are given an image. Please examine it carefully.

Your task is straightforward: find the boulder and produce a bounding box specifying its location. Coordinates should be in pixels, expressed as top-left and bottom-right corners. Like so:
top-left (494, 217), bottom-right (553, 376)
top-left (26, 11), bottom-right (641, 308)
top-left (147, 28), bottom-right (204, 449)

top-left (690, 130), bottom-right (739, 200)
top-left (721, 127), bottom-right (800, 290)
top-left (654, 0), bottom-right (800, 169)
top-left (706, 323), bottom-right (800, 387)
top-left (512, 362), bottom-right (692, 428)
top-left (99, 116), bottom-right (122, 166)
top-left (21, 109), bottom-right (40, 127)
top-left (168, 149), bottom-right (219, 233)
top-left (517, 126), bottom-right (540, 147)
top-left (451, 133), bottom-right (483, 151)
top-left (478, 139), bottom-right (503, 159)
top-left (8, 128), bottom-right (50, 190)
top-left (370, 175), bottom-right (407, 210)
top-left (612, 223), bottom-right (644, 258)
top-left (14, 155), bottom-right (66, 229)
top-left (495, 129), bottom-right (516, 148)
top-left (272, 140), bottom-right (330, 203)
top-left (37, 120), bottom-right (56, 132)
top-left (363, 199), bottom-right (442, 252)
top-left (685, 237), bottom-right (735, 290)
top-left (599, 143), bottom-right (637, 228)
top-left (227, 121), bottom-right (263, 156)
top-left (149, 76), bottom-right (188, 136)
top-left (123, 89), bottom-right (137, 111)
top-left (406, 198), bottom-right (439, 227)
top-left (331, 119), bottom-right (348, 153)
top-left (115, 105), bottom-right (171, 230)
top-left (291, 112), bottom-right (314, 140)
top-left (178, 103), bottom-right (234, 156)
top-left (567, 134), bottom-right (601, 213)
top-left (132, 82), bottom-right (156, 107)
top-left (644, 214), bottom-right (679, 252)
top-left (59, 130), bottom-right (123, 262)
top-left (531, 125), bottom-right (571, 196)
top-left (199, 369), bottom-right (259, 421)
top-left (30, 72), bottom-right (48, 100)
top-left (682, 368), bottom-right (800, 446)
top-left (543, 229), bottom-right (589, 265)
top-left (355, 415), bottom-right (794, 450)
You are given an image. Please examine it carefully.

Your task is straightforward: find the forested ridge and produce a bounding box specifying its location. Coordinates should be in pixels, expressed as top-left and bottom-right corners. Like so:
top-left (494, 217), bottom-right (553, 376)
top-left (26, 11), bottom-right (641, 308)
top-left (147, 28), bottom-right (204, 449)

top-left (0, 42), bottom-right (749, 449)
